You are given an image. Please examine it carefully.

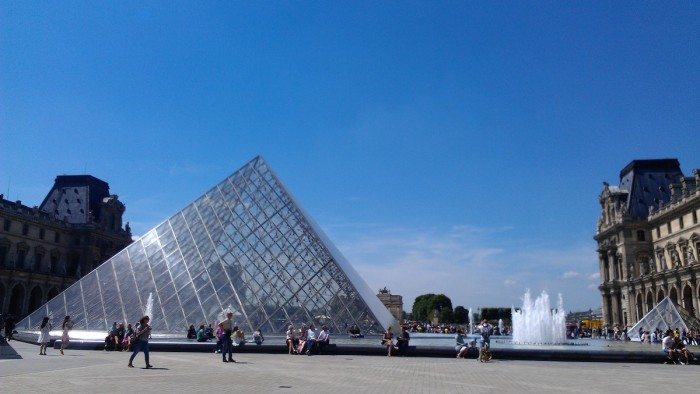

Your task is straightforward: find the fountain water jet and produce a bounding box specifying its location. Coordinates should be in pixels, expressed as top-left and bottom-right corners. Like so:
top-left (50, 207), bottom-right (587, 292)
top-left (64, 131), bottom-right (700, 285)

top-left (144, 292), bottom-right (154, 321)
top-left (512, 290), bottom-right (566, 345)
top-left (468, 308), bottom-right (474, 334)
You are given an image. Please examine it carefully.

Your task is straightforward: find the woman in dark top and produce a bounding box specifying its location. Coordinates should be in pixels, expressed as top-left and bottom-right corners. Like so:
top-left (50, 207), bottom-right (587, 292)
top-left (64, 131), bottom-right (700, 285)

top-left (128, 316), bottom-right (153, 368)
top-left (187, 324), bottom-right (197, 339)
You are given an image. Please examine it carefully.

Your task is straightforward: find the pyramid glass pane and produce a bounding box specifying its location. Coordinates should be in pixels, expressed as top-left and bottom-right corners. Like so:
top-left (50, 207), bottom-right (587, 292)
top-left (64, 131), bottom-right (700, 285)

top-left (17, 156), bottom-right (395, 336)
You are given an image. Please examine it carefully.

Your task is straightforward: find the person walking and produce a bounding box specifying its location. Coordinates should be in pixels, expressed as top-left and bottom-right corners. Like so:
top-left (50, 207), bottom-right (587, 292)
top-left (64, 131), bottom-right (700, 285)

top-left (38, 316), bottom-right (52, 355)
top-left (221, 311), bottom-right (236, 363)
top-left (128, 315), bottom-right (153, 368)
top-left (60, 316), bottom-right (73, 355)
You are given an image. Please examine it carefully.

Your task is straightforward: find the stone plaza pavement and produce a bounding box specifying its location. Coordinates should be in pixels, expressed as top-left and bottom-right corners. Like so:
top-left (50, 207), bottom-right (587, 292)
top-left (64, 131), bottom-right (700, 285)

top-left (0, 340), bottom-right (695, 393)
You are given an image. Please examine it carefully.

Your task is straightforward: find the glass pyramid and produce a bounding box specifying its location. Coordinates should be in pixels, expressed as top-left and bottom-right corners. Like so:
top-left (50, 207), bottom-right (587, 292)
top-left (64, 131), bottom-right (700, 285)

top-left (18, 156), bottom-right (395, 335)
top-left (628, 297), bottom-right (700, 341)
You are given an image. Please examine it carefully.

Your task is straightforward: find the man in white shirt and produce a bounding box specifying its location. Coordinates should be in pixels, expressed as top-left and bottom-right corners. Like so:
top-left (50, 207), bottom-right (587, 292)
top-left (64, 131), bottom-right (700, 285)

top-left (317, 325), bottom-right (330, 354)
top-left (478, 320), bottom-right (493, 348)
top-left (661, 329), bottom-right (677, 364)
top-left (221, 311), bottom-right (236, 363)
top-left (305, 323), bottom-right (318, 355)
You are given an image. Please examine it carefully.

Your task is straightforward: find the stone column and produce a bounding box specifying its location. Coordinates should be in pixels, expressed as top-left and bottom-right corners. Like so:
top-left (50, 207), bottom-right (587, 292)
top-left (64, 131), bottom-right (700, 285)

top-left (601, 293), bottom-right (612, 326)
top-left (608, 250), bottom-right (617, 280)
top-left (598, 252), bottom-right (608, 282)
top-left (691, 279), bottom-right (700, 319)
top-left (610, 290), bottom-right (621, 326)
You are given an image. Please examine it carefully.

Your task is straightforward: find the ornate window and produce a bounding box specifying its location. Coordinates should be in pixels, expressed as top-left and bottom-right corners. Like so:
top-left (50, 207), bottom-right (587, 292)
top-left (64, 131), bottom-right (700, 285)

top-left (637, 230), bottom-right (646, 242)
top-left (0, 238), bottom-right (10, 267)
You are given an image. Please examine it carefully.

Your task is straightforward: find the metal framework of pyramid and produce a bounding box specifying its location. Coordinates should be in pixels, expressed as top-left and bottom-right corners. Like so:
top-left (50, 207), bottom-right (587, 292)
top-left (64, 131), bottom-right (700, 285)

top-left (628, 297), bottom-right (700, 341)
top-left (18, 156), bottom-right (395, 335)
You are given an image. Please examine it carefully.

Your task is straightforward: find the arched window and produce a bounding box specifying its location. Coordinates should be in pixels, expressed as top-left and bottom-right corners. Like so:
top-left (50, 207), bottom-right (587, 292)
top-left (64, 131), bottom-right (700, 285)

top-left (0, 238), bottom-right (10, 267)
top-left (28, 286), bottom-right (43, 314)
top-left (637, 230), bottom-right (646, 242)
top-left (682, 285), bottom-right (694, 315)
top-left (47, 287), bottom-right (59, 301)
top-left (50, 250), bottom-right (61, 274)
top-left (636, 293), bottom-right (643, 320)
top-left (646, 292), bottom-right (654, 312)
top-left (657, 289), bottom-right (665, 303)
top-left (9, 284), bottom-right (26, 316)
top-left (669, 287), bottom-right (679, 305)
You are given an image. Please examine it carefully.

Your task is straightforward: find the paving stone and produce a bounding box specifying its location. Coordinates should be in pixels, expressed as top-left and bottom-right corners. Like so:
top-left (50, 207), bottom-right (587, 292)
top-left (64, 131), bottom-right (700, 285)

top-left (0, 340), bottom-right (695, 393)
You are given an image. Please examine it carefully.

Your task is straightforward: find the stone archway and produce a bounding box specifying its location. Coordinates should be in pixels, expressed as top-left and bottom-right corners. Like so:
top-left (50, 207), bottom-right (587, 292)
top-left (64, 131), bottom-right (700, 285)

top-left (646, 291), bottom-right (654, 312)
top-left (682, 285), bottom-right (694, 315)
top-left (636, 293), bottom-right (644, 321)
top-left (669, 287), bottom-right (679, 305)
top-left (28, 286), bottom-right (43, 315)
top-left (8, 283), bottom-right (25, 316)
top-left (47, 287), bottom-right (59, 301)
top-left (657, 289), bottom-right (665, 303)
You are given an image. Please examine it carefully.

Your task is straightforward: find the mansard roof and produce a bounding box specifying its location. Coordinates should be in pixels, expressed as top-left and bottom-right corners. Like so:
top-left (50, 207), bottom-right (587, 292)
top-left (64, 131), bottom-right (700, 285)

top-left (39, 175), bottom-right (112, 223)
top-left (618, 159), bottom-right (683, 220)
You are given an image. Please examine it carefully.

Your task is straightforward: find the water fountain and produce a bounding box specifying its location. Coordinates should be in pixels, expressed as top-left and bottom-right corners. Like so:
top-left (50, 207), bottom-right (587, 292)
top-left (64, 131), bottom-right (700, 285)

top-left (468, 307), bottom-right (474, 334)
top-left (511, 290), bottom-right (566, 345)
top-left (144, 292), bottom-right (154, 320)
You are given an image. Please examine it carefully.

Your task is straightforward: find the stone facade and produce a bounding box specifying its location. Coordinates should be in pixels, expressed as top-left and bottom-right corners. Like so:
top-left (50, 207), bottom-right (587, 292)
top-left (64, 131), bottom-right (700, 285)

top-left (377, 287), bottom-right (403, 323)
top-left (0, 175), bottom-right (132, 319)
top-left (595, 159), bottom-right (700, 328)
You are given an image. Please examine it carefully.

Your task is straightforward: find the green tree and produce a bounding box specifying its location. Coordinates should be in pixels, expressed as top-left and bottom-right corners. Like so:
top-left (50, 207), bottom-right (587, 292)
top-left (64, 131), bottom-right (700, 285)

top-left (480, 307), bottom-right (512, 321)
top-left (439, 308), bottom-right (454, 323)
top-left (411, 293), bottom-right (453, 322)
top-left (453, 306), bottom-right (468, 324)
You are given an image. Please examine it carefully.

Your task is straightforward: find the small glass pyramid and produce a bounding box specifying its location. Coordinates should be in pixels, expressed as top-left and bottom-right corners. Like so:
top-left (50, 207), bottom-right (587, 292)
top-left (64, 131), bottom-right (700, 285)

top-left (628, 297), bottom-right (700, 340)
top-left (18, 156), bottom-right (395, 335)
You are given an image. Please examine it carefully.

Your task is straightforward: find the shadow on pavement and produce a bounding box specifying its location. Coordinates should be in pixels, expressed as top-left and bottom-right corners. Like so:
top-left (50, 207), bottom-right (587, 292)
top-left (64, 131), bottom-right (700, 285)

top-left (0, 341), bottom-right (23, 360)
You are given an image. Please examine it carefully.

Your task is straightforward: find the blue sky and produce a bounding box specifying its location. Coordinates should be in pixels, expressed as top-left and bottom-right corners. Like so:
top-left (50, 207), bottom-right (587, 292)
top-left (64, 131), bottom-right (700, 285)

top-left (1, 1), bottom-right (698, 312)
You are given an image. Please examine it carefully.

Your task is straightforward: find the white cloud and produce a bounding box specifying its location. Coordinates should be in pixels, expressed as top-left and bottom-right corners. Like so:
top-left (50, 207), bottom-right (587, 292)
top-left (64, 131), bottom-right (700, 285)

top-left (563, 271), bottom-right (580, 279)
top-left (327, 223), bottom-right (601, 311)
top-left (588, 272), bottom-right (600, 280)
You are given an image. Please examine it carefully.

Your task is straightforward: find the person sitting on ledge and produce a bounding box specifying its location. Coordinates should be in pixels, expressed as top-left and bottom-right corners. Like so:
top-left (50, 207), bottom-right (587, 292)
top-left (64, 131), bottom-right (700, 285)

top-left (232, 326), bottom-right (245, 346)
top-left (382, 326), bottom-right (394, 357)
top-left (122, 323), bottom-right (134, 352)
top-left (297, 324), bottom-right (308, 354)
top-left (672, 336), bottom-right (692, 364)
top-left (304, 324), bottom-right (318, 355)
top-left (662, 329), bottom-right (679, 364)
top-left (187, 324), bottom-right (197, 340)
top-left (347, 324), bottom-right (363, 338)
top-left (286, 324), bottom-right (298, 354)
top-left (396, 326), bottom-right (410, 356)
top-left (316, 325), bottom-right (330, 354)
top-left (455, 329), bottom-right (467, 357)
top-left (196, 324), bottom-right (208, 342)
top-left (252, 328), bottom-right (264, 345)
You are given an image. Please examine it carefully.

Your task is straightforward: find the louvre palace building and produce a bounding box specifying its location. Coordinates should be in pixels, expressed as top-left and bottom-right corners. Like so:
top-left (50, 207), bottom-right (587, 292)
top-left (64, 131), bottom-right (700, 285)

top-left (595, 159), bottom-right (700, 328)
top-left (0, 175), bottom-right (132, 319)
